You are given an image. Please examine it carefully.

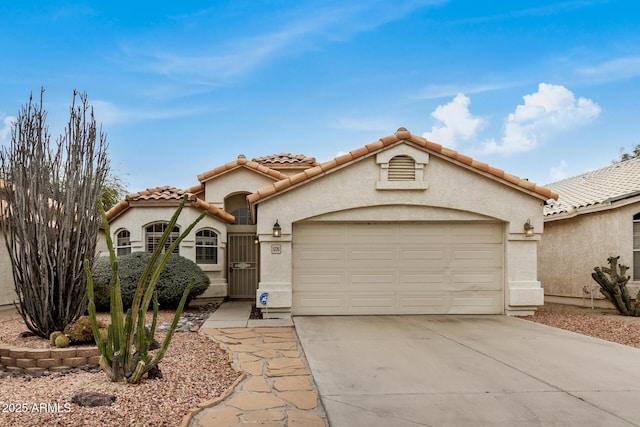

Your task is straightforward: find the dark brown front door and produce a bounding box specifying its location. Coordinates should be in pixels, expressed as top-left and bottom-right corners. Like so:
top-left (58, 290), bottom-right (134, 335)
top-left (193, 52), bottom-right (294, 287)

top-left (228, 234), bottom-right (259, 299)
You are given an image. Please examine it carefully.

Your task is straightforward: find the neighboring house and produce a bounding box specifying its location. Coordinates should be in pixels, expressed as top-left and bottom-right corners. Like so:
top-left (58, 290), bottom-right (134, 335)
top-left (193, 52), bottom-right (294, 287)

top-left (0, 232), bottom-right (17, 310)
top-left (105, 128), bottom-right (556, 317)
top-left (539, 156), bottom-right (640, 306)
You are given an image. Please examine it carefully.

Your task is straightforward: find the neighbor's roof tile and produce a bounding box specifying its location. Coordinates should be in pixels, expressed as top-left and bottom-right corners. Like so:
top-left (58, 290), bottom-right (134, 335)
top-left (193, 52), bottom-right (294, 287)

top-left (544, 156), bottom-right (640, 216)
top-left (252, 153), bottom-right (318, 168)
top-left (248, 128), bottom-right (558, 205)
top-left (105, 186), bottom-right (234, 223)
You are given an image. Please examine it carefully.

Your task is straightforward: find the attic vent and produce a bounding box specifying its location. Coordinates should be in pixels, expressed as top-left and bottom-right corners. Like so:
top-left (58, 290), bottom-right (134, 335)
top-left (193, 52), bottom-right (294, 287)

top-left (388, 155), bottom-right (415, 181)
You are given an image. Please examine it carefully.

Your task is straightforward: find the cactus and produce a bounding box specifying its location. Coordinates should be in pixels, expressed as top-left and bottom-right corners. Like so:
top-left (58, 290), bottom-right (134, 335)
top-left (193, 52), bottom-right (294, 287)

top-left (50, 331), bottom-right (63, 346)
top-left (54, 334), bottom-right (70, 348)
top-left (84, 195), bottom-right (205, 383)
top-left (592, 256), bottom-right (640, 317)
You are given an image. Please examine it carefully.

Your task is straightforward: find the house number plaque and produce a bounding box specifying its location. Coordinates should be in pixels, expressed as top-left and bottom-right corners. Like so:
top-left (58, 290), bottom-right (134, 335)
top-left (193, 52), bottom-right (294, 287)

top-left (271, 244), bottom-right (281, 254)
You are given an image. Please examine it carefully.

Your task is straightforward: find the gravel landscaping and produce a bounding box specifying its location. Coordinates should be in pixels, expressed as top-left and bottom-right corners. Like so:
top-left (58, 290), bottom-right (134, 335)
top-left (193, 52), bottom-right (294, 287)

top-left (1, 302), bottom-right (640, 426)
top-left (523, 302), bottom-right (640, 349)
top-left (0, 309), bottom-right (240, 427)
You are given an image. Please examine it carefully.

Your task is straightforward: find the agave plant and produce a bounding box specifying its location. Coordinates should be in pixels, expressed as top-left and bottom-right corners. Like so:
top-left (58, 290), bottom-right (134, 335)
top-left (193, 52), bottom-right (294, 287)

top-left (84, 195), bottom-right (205, 383)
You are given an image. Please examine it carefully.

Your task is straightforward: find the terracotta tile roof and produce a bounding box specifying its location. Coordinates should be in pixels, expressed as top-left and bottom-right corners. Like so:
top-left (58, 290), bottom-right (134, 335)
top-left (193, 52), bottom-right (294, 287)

top-left (197, 154), bottom-right (289, 183)
top-left (252, 153), bottom-right (318, 168)
top-left (543, 156), bottom-right (640, 217)
top-left (247, 128), bottom-right (558, 205)
top-left (105, 186), bottom-right (234, 223)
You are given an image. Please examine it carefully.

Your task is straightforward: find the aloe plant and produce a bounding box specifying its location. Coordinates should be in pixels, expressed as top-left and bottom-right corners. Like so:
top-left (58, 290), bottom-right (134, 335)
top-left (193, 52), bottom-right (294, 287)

top-left (84, 195), bottom-right (206, 383)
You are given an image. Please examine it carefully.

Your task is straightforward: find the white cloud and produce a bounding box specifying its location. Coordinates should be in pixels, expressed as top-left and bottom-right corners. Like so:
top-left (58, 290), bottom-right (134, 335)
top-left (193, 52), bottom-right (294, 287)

top-left (0, 115), bottom-right (15, 145)
top-left (422, 93), bottom-right (485, 148)
top-left (480, 83), bottom-right (600, 154)
top-left (549, 159), bottom-right (569, 182)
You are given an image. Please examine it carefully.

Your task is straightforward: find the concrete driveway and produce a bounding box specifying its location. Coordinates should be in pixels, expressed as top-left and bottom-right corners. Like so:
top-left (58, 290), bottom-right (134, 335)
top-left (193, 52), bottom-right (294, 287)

top-left (294, 315), bottom-right (640, 427)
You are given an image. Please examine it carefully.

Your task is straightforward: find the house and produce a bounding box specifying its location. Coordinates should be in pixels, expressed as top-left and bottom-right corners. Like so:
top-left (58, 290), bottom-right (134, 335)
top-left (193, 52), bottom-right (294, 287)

top-left (105, 128), bottom-right (556, 317)
top-left (539, 156), bottom-right (640, 306)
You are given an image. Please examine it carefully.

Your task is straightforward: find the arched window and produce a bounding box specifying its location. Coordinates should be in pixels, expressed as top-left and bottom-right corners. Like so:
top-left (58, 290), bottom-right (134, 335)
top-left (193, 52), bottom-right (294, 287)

top-left (116, 229), bottom-right (131, 256)
top-left (388, 155), bottom-right (416, 181)
top-left (145, 222), bottom-right (180, 254)
top-left (634, 213), bottom-right (640, 280)
top-left (196, 229), bottom-right (218, 264)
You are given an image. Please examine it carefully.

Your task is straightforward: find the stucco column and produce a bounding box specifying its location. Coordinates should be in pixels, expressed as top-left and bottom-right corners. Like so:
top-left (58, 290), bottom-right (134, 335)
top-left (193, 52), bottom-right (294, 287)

top-left (505, 234), bottom-right (544, 316)
top-left (255, 232), bottom-right (293, 319)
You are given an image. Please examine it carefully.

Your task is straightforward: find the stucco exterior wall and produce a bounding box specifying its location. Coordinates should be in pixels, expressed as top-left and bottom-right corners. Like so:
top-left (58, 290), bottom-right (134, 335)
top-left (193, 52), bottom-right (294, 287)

top-left (539, 203), bottom-right (640, 300)
top-left (254, 143), bottom-right (546, 315)
top-left (108, 206), bottom-right (229, 299)
top-left (0, 232), bottom-right (17, 308)
top-left (203, 169), bottom-right (277, 207)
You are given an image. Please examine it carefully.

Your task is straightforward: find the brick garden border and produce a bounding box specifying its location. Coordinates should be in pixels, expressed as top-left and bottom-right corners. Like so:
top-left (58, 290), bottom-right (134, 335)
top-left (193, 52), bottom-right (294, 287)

top-left (0, 343), bottom-right (100, 375)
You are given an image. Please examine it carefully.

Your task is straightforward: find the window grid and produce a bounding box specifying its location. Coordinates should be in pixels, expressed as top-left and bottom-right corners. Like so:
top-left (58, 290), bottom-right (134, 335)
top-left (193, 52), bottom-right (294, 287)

top-left (196, 229), bottom-right (218, 264)
top-left (146, 223), bottom-right (180, 254)
top-left (116, 229), bottom-right (132, 256)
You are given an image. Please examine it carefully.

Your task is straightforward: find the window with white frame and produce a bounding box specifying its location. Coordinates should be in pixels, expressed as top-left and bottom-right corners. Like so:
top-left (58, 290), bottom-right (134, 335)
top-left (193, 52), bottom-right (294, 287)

top-left (116, 229), bottom-right (132, 256)
top-left (196, 229), bottom-right (218, 264)
top-left (145, 222), bottom-right (180, 254)
top-left (634, 213), bottom-right (640, 280)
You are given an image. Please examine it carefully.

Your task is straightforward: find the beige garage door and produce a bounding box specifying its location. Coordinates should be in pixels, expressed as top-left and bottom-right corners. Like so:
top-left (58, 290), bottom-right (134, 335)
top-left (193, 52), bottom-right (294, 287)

top-left (292, 222), bottom-right (504, 315)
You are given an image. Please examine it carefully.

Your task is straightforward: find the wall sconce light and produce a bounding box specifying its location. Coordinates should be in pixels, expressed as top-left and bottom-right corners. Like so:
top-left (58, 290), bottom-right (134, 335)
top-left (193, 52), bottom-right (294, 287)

top-left (524, 219), bottom-right (535, 237)
top-left (272, 220), bottom-right (281, 237)
top-left (253, 235), bottom-right (259, 245)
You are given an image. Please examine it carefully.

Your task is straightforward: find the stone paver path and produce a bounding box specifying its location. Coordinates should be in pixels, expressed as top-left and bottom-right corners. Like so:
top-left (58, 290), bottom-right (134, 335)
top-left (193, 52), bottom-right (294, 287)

top-left (190, 327), bottom-right (328, 427)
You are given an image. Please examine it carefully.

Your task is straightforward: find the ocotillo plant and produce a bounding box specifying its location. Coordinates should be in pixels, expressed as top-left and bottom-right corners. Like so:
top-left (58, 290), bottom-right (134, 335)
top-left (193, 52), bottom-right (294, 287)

top-left (84, 195), bottom-right (206, 383)
top-left (592, 256), bottom-right (640, 317)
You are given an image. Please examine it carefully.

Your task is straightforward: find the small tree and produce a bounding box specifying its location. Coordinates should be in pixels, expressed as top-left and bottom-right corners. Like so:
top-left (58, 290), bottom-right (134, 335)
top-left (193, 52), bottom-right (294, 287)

top-left (619, 143), bottom-right (640, 162)
top-left (592, 256), bottom-right (640, 316)
top-left (0, 89), bottom-right (109, 337)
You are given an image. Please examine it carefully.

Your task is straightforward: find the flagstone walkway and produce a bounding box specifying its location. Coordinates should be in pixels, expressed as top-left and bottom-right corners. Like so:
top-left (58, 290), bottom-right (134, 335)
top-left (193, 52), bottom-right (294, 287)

top-left (185, 304), bottom-right (328, 426)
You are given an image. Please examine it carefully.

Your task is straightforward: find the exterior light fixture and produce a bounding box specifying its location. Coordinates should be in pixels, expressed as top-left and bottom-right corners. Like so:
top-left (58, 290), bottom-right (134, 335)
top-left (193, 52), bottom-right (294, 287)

top-left (253, 235), bottom-right (259, 245)
top-left (524, 219), bottom-right (535, 237)
top-left (272, 220), bottom-right (282, 237)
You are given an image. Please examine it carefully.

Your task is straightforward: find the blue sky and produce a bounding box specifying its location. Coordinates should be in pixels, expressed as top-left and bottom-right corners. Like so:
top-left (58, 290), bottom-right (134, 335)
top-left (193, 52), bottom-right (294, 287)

top-left (1, 0), bottom-right (638, 192)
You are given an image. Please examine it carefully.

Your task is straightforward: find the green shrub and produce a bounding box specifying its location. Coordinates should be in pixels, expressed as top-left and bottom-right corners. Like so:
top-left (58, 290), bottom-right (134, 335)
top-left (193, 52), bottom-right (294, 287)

top-left (92, 252), bottom-right (209, 310)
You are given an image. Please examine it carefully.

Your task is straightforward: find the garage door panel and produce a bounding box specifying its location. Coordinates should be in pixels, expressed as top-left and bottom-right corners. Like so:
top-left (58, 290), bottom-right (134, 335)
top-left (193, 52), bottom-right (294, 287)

top-left (349, 225), bottom-right (396, 244)
top-left (350, 273), bottom-right (395, 288)
top-left (349, 293), bottom-right (395, 310)
top-left (399, 273), bottom-right (446, 288)
top-left (349, 249), bottom-right (396, 265)
top-left (451, 271), bottom-right (502, 291)
top-left (449, 224), bottom-right (503, 243)
top-left (293, 222), bottom-right (503, 315)
top-left (398, 249), bottom-right (447, 267)
top-left (296, 273), bottom-right (344, 291)
top-left (295, 294), bottom-right (346, 314)
top-left (294, 248), bottom-right (346, 268)
top-left (397, 292), bottom-right (448, 311)
top-left (450, 247), bottom-right (502, 267)
top-left (449, 292), bottom-right (503, 314)
top-left (399, 226), bottom-right (446, 243)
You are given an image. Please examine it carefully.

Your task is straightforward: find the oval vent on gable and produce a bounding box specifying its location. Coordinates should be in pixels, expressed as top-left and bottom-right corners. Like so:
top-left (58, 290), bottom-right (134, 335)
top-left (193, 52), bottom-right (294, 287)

top-left (388, 155), bottom-right (415, 181)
